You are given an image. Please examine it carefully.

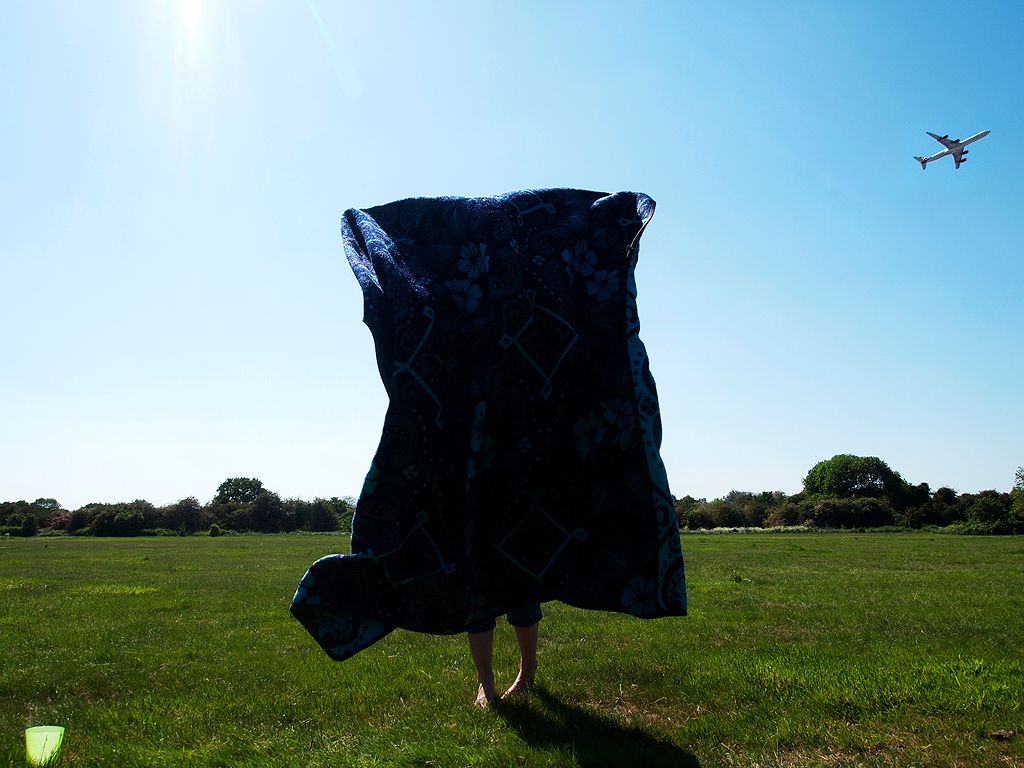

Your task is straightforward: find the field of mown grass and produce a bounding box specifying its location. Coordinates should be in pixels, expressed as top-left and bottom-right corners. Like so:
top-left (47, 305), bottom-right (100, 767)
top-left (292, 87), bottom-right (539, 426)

top-left (1, 533), bottom-right (1022, 767)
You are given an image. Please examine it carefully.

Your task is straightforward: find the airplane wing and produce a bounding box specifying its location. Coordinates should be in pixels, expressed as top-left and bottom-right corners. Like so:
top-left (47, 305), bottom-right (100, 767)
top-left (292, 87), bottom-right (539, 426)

top-left (952, 149), bottom-right (965, 169)
top-left (927, 131), bottom-right (955, 148)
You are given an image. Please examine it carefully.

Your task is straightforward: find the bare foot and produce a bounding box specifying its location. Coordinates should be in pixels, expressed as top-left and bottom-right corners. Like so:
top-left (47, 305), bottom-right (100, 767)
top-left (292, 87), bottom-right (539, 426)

top-left (502, 666), bottom-right (536, 698)
top-left (475, 683), bottom-right (497, 707)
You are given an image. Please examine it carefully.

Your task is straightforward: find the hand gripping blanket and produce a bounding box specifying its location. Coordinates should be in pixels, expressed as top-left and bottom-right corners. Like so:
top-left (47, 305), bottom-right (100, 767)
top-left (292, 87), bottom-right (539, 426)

top-left (291, 189), bottom-right (686, 661)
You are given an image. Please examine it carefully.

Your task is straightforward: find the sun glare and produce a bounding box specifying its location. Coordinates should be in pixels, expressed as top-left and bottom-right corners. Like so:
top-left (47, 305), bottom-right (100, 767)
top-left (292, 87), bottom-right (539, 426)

top-left (138, 0), bottom-right (234, 166)
top-left (175, 0), bottom-right (205, 67)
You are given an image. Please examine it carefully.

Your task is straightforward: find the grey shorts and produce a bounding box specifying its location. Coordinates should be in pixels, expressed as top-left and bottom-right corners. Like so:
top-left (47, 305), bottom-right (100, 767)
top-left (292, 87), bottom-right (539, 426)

top-left (466, 603), bottom-right (542, 634)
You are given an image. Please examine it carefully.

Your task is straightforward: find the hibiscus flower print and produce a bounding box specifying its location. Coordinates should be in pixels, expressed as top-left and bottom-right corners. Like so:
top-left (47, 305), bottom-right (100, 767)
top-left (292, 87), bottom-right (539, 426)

top-left (621, 575), bottom-right (656, 616)
top-left (562, 239), bottom-right (597, 276)
top-left (638, 394), bottom-right (658, 418)
top-left (457, 242), bottom-right (489, 278)
top-left (586, 270), bottom-right (620, 301)
top-left (574, 413), bottom-right (606, 459)
top-left (600, 398), bottom-right (632, 429)
top-left (445, 278), bottom-right (482, 313)
top-left (317, 613), bottom-right (353, 643)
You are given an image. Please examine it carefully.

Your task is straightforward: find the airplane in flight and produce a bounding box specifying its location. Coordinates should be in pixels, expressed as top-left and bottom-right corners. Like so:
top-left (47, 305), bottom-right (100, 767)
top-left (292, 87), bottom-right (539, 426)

top-left (914, 130), bottom-right (990, 170)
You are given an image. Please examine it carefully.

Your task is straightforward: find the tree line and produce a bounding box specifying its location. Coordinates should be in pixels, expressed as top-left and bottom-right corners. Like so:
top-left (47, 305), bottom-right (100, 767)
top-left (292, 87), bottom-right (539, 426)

top-left (3, 457), bottom-right (1023, 538)
top-left (0, 478), bottom-right (354, 537)
top-left (674, 455), bottom-right (1024, 534)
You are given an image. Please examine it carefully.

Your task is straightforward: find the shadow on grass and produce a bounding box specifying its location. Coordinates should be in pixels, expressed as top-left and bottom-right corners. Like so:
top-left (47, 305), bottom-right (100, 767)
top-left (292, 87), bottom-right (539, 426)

top-left (495, 685), bottom-right (700, 767)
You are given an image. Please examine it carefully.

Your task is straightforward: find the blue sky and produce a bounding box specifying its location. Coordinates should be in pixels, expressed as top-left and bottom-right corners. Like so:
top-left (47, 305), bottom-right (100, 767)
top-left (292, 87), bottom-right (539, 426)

top-left (2, 1), bottom-right (1021, 509)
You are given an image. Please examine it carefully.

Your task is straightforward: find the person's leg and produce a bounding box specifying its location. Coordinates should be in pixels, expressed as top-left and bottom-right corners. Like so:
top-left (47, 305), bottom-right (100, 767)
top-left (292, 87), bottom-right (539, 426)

top-left (503, 604), bottom-right (542, 697)
top-left (467, 621), bottom-right (497, 706)
top-left (503, 623), bottom-right (538, 697)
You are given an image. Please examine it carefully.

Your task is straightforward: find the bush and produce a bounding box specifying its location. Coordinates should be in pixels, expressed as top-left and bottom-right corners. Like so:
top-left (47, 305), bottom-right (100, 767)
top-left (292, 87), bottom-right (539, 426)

top-left (113, 510), bottom-right (145, 536)
top-left (18, 514), bottom-right (39, 537)
top-left (159, 497), bottom-right (208, 534)
top-left (808, 497), bottom-right (895, 529)
top-left (764, 502), bottom-right (802, 528)
top-left (209, 523), bottom-right (223, 537)
top-left (961, 492), bottom-right (1020, 534)
top-left (682, 505), bottom-right (715, 530)
top-left (895, 505), bottom-right (929, 528)
top-left (947, 521), bottom-right (1006, 535)
top-left (704, 500), bottom-right (745, 528)
top-left (65, 507), bottom-right (92, 533)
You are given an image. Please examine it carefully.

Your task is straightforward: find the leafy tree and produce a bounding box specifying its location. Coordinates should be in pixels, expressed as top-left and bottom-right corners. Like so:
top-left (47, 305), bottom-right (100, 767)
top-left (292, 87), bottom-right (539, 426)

top-left (926, 486), bottom-right (965, 526)
top-left (900, 482), bottom-right (931, 510)
top-left (764, 502), bottom-right (802, 527)
top-left (280, 498), bottom-right (308, 532)
top-left (209, 478), bottom-right (266, 531)
top-left (29, 498), bottom-right (61, 527)
top-left (161, 497), bottom-right (207, 534)
top-left (721, 491), bottom-right (764, 527)
top-left (65, 507), bottom-right (92, 533)
top-left (113, 509), bottom-right (145, 536)
top-left (673, 496), bottom-right (704, 529)
top-left (806, 497), bottom-right (895, 528)
top-left (307, 498), bottom-right (338, 532)
top-left (673, 495), bottom-right (700, 514)
top-left (250, 490), bottom-right (284, 533)
top-left (1012, 467), bottom-right (1024, 526)
top-left (701, 499), bottom-right (743, 528)
top-left (678, 500), bottom-right (714, 530)
top-left (214, 478), bottom-right (265, 505)
top-left (224, 504), bottom-right (253, 532)
top-left (803, 454), bottom-right (907, 501)
top-left (1, 500), bottom-right (34, 529)
top-left (77, 501), bottom-right (153, 536)
top-left (19, 514), bottom-right (39, 537)
top-left (959, 491), bottom-right (1016, 534)
top-left (334, 497), bottom-right (357, 533)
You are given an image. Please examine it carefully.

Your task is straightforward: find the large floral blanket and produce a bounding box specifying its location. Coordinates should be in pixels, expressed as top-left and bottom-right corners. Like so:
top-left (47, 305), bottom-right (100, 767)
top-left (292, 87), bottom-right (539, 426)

top-left (291, 189), bottom-right (686, 660)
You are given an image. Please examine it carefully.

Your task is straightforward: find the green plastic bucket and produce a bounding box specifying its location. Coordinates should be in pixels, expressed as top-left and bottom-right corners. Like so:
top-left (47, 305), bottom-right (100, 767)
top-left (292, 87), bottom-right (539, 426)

top-left (25, 726), bottom-right (64, 766)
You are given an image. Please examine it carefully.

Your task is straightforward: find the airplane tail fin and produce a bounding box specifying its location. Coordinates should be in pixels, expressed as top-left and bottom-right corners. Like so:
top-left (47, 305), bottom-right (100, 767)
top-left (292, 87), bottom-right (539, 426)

top-left (913, 156), bottom-right (928, 170)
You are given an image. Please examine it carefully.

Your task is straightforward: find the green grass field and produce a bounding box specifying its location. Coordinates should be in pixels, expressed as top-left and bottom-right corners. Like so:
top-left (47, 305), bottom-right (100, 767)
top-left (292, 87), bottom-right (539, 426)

top-left (2, 533), bottom-right (1022, 767)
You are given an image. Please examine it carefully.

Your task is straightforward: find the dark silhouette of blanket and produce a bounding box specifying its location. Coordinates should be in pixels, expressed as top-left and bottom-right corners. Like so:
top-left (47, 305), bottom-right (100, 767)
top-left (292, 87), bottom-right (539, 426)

top-left (291, 189), bottom-right (686, 660)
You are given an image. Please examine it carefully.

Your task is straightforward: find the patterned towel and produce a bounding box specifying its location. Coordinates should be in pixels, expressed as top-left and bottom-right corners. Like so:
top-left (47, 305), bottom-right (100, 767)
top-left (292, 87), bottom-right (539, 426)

top-left (291, 189), bottom-right (686, 660)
